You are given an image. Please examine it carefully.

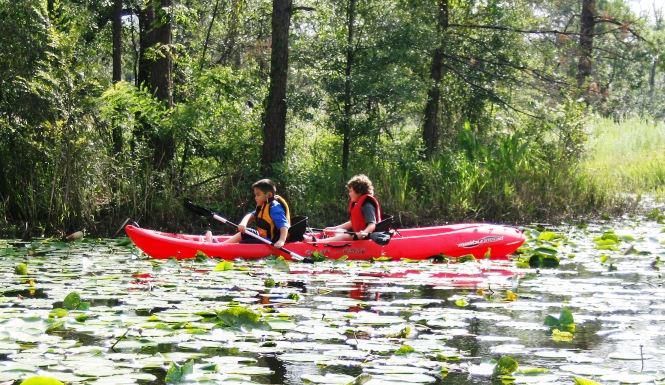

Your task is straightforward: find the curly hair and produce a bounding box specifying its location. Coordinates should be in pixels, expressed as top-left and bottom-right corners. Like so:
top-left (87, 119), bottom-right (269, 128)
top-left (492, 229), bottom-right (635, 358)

top-left (347, 174), bottom-right (374, 195)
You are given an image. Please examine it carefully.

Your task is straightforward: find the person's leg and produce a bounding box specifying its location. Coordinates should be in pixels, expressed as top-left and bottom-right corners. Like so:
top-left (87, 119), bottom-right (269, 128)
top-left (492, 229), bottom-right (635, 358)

top-left (222, 232), bottom-right (242, 244)
top-left (205, 230), bottom-right (214, 243)
top-left (322, 233), bottom-right (354, 242)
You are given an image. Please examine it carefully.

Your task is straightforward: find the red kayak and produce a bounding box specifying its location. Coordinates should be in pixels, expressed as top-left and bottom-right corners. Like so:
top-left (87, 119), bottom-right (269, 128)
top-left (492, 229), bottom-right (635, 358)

top-left (125, 224), bottom-right (524, 261)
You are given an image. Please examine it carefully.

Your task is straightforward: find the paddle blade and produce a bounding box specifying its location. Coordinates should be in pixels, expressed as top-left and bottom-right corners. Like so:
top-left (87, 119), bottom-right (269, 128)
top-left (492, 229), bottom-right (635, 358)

top-left (184, 200), bottom-right (214, 218)
top-left (369, 231), bottom-right (391, 246)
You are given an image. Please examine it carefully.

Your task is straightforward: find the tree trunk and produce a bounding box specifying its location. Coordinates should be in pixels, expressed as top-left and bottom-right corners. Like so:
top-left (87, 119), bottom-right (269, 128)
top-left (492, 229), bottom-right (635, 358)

top-left (577, 0), bottom-right (595, 91)
top-left (422, 0), bottom-right (448, 158)
top-left (137, 4), bottom-right (154, 88)
top-left (341, 0), bottom-right (356, 182)
top-left (261, 0), bottom-right (292, 177)
top-left (112, 0), bottom-right (123, 157)
top-left (137, 0), bottom-right (174, 171)
top-left (200, 0), bottom-right (221, 70)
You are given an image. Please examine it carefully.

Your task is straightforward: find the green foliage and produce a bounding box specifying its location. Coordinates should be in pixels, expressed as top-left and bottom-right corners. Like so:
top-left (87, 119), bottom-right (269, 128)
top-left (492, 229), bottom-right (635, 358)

top-left (493, 355), bottom-right (519, 377)
top-left (61, 291), bottom-right (90, 311)
top-left (15, 263), bottom-right (29, 275)
top-left (573, 377), bottom-right (602, 385)
top-left (544, 308), bottom-right (575, 333)
top-left (594, 230), bottom-right (621, 250)
top-left (215, 306), bottom-right (267, 330)
top-left (194, 251), bottom-right (208, 262)
top-left (19, 377), bottom-right (65, 385)
top-left (165, 360), bottom-right (194, 384)
top-left (213, 261), bottom-right (234, 271)
top-left (394, 345), bottom-right (415, 355)
top-left (49, 308), bottom-right (68, 318)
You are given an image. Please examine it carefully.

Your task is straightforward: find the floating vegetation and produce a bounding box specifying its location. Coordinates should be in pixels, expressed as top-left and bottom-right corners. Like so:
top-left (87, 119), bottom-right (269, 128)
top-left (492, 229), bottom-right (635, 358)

top-left (0, 217), bottom-right (664, 384)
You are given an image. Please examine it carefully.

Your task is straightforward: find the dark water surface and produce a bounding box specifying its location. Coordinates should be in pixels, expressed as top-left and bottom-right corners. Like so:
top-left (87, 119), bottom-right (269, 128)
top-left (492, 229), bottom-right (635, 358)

top-left (1, 217), bottom-right (664, 384)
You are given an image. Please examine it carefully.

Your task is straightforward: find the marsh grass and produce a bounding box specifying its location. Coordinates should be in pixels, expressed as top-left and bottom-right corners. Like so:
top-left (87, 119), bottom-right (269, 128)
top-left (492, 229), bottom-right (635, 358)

top-left (583, 117), bottom-right (665, 200)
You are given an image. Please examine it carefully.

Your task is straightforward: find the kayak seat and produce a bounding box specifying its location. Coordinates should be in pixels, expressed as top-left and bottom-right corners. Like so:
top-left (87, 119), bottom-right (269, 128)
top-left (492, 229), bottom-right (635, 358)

top-left (374, 215), bottom-right (394, 232)
top-left (286, 215), bottom-right (308, 243)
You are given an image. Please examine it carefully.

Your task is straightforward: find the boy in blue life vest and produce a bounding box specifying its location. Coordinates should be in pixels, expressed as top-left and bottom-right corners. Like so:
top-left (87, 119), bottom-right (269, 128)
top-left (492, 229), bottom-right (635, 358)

top-left (324, 174), bottom-right (382, 242)
top-left (219, 179), bottom-right (291, 248)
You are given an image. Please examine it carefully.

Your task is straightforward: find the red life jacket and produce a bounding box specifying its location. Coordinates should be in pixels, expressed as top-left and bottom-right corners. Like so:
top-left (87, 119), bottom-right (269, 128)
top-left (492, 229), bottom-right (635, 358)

top-left (349, 194), bottom-right (382, 232)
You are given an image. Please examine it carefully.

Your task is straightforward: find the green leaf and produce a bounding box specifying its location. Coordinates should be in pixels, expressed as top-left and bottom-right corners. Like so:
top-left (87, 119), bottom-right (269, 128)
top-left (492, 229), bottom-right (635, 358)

top-left (537, 231), bottom-right (564, 242)
top-left (216, 306), bottom-right (266, 330)
top-left (194, 250), bottom-right (208, 262)
top-left (559, 309), bottom-right (574, 324)
top-left (63, 292), bottom-right (82, 310)
top-left (493, 355), bottom-right (518, 376)
top-left (394, 345), bottom-right (415, 355)
top-left (15, 262), bottom-right (29, 275)
top-left (213, 261), bottom-right (234, 271)
top-left (544, 315), bottom-right (559, 327)
top-left (573, 377), bottom-right (602, 385)
top-left (49, 308), bottom-right (68, 318)
top-left (20, 376), bottom-right (65, 385)
top-left (455, 298), bottom-right (469, 307)
top-left (165, 360), bottom-right (194, 384)
top-left (533, 246), bottom-right (558, 256)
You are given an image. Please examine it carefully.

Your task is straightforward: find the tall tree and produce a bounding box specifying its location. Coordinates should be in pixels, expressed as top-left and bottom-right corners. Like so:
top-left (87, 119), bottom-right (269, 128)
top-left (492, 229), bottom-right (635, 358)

top-left (111, 0), bottom-right (123, 157)
top-left (340, 0), bottom-right (356, 181)
top-left (137, 0), bottom-right (174, 170)
top-left (261, 0), bottom-right (292, 176)
top-left (422, 0), bottom-right (448, 158)
top-left (577, 0), bottom-right (595, 91)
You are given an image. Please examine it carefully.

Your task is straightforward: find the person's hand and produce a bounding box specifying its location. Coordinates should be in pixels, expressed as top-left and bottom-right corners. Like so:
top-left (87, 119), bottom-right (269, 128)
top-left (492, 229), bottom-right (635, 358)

top-left (357, 231), bottom-right (368, 240)
top-left (274, 240), bottom-right (285, 248)
top-left (238, 224), bottom-right (247, 233)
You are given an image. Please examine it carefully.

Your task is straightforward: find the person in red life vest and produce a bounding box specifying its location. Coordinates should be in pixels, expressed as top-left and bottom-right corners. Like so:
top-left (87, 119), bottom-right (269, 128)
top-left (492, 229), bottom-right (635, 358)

top-left (323, 174), bottom-right (381, 242)
top-left (215, 179), bottom-right (291, 248)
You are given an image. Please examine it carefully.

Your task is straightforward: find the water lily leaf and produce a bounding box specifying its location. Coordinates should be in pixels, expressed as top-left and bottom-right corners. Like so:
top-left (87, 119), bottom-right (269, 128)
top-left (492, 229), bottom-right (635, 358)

top-left (493, 355), bottom-right (518, 376)
top-left (533, 246), bottom-right (558, 256)
top-left (164, 360), bottom-right (194, 383)
top-left (214, 261), bottom-right (234, 271)
top-left (63, 292), bottom-right (82, 310)
top-left (537, 231), bottom-right (565, 242)
top-left (216, 306), bottom-right (267, 330)
top-left (551, 329), bottom-right (574, 342)
top-left (15, 263), bottom-right (29, 275)
top-left (454, 298), bottom-right (469, 307)
top-left (559, 309), bottom-right (574, 326)
top-left (20, 376), bottom-right (65, 385)
top-left (573, 376), bottom-right (602, 385)
top-left (515, 367), bottom-right (548, 375)
top-left (394, 345), bottom-right (414, 355)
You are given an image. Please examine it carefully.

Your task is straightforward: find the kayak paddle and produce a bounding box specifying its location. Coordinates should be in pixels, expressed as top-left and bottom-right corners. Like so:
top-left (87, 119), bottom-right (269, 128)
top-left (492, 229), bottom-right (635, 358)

top-left (184, 201), bottom-right (310, 262)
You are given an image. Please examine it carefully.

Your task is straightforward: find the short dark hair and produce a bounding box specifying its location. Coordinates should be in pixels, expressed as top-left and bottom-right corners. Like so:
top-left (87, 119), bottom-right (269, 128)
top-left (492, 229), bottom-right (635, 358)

top-left (252, 179), bottom-right (277, 194)
top-left (347, 174), bottom-right (374, 195)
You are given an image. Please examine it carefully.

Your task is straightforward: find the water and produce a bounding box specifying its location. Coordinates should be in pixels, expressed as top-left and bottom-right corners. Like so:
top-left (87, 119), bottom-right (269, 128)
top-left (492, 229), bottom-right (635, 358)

top-left (0, 216), bottom-right (664, 385)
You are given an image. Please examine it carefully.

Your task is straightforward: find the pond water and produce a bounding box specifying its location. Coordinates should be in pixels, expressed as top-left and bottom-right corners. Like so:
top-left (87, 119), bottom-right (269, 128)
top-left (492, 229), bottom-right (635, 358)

top-left (1, 216), bottom-right (664, 385)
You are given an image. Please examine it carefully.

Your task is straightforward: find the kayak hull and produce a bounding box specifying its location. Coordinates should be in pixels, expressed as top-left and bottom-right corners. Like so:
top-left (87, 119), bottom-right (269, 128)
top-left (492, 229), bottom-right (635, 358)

top-left (125, 224), bottom-right (525, 261)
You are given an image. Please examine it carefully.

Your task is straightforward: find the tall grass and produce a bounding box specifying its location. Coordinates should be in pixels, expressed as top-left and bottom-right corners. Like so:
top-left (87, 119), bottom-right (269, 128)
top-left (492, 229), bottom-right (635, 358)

top-left (583, 117), bottom-right (665, 200)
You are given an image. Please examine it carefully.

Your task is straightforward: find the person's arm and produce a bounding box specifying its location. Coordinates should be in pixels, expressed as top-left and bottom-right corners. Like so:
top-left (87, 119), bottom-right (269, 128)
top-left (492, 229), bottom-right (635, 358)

top-left (274, 227), bottom-right (289, 248)
top-left (237, 212), bottom-right (254, 233)
top-left (357, 202), bottom-right (377, 239)
top-left (270, 204), bottom-right (289, 248)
